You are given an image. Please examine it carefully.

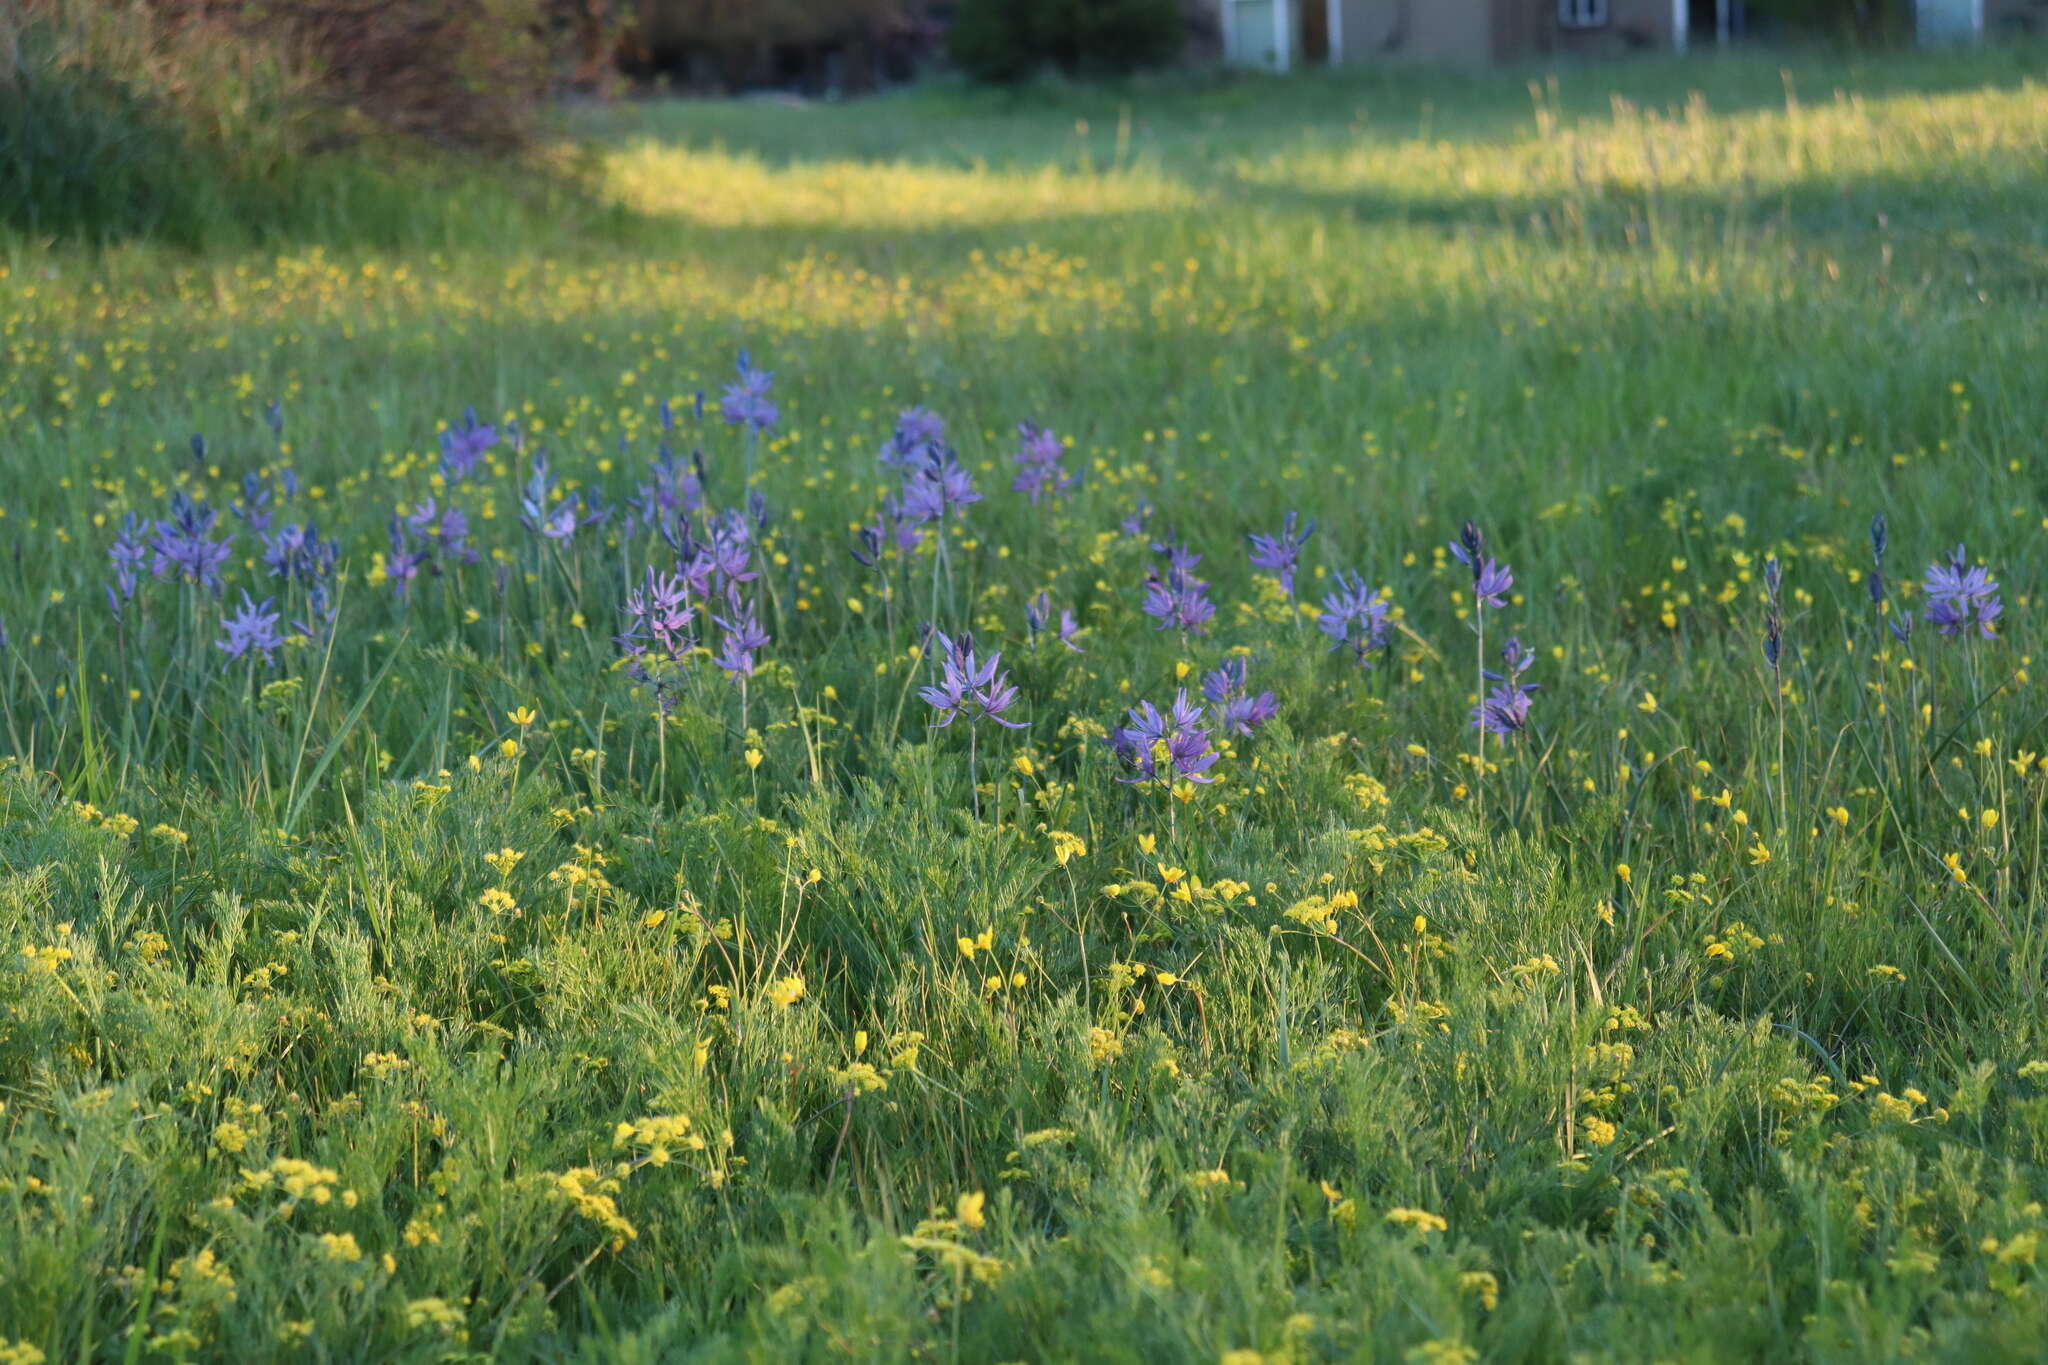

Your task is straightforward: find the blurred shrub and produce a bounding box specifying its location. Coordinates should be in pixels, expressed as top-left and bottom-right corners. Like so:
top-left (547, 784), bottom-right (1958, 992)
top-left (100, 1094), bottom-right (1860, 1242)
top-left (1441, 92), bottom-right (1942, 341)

top-left (948, 0), bottom-right (1186, 84)
top-left (151, 0), bottom-right (554, 151)
top-left (626, 0), bottom-right (914, 92)
top-left (0, 0), bottom-right (304, 241)
top-left (1741, 0), bottom-right (1914, 41)
top-left (633, 0), bottom-right (907, 46)
top-left (1, 0), bottom-right (580, 245)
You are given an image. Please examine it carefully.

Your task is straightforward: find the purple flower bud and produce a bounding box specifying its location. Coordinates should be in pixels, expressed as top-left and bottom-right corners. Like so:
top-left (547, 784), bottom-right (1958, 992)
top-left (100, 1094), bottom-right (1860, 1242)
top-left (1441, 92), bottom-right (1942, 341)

top-left (1246, 511), bottom-right (1315, 598)
top-left (1449, 524), bottom-right (1512, 611)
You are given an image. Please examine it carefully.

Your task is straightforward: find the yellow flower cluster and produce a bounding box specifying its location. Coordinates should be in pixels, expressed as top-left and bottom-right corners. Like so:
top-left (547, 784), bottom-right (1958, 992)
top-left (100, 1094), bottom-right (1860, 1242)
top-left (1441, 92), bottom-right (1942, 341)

top-left (1384, 1206), bottom-right (1448, 1234)
top-left (555, 1166), bottom-right (636, 1250)
top-left (613, 1114), bottom-right (706, 1164)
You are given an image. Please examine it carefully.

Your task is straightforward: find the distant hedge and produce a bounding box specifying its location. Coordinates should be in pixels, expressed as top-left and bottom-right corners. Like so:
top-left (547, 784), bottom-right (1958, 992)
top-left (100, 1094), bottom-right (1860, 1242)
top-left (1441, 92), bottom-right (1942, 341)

top-left (948, 0), bottom-right (1187, 84)
top-left (3, 0), bottom-right (556, 160)
top-left (143, 0), bottom-right (556, 150)
top-left (1, 0), bottom-right (567, 244)
top-left (1741, 0), bottom-right (1914, 40)
top-left (631, 0), bottom-right (907, 48)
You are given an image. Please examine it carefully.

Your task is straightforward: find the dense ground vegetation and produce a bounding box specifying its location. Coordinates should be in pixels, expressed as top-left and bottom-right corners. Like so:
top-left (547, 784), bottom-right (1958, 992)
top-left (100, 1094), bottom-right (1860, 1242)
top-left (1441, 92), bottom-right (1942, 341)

top-left (4, 43), bottom-right (2048, 1362)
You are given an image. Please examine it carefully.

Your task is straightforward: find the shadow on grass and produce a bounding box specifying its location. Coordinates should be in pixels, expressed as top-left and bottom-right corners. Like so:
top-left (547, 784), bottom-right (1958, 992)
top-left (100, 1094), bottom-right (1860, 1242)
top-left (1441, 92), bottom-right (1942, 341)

top-left (15, 37), bottom-right (2046, 257)
top-left (581, 41), bottom-right (2048, 174)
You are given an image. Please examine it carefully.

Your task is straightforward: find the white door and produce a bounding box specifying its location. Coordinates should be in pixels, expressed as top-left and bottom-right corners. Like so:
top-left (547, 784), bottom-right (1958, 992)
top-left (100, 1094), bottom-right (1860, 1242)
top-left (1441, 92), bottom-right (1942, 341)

top-left (1225, 0), bottom-right (1292, 70)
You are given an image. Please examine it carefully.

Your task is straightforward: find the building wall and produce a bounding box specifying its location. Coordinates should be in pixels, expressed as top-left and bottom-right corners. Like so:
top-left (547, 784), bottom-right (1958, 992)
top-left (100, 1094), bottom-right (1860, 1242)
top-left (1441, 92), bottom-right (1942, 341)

top-left (1329, 0), bottom-right (1685, 63)
top-left (1242, 0), bottom-right (2038, 68)
top-left (1524, 0), bottom-right (1678, 55)
top-left (1332, 0), bottom-right (1504, 63)
top-left (1555, 0), bottom-right (1678, 52)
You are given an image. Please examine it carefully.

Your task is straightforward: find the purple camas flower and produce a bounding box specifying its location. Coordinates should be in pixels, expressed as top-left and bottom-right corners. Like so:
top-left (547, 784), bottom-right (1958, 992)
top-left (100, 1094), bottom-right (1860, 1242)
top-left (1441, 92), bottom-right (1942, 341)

top-left (621, 568), bottom-right (697, 659)
top-left (630, 448), bottom-right (706, 531)
top-left (852, 494), bottom-right (926, 567)
top-left (704, 508), bottom-right (760, 585)
top-left (518, 453), bottom-right (556, 533)
top-left (1246, 511), bottom-right (1315, 598)
top-left (217, 591), bottom-right (284, 665)
top-left (1202, 656), bottom-right (1278, 737)
top-left (1318, 571), bottom-right (1391, 664)
top-left (1142, 569), bottom-right (1216, 635)
top-left (1450, 521), bottom-right (1513, 610)
top-left (106, 514), bottom-right (148, 616)
top-left (1471, 636), bottom-right (1539, 736)
top-left (1119, 498), bottom-right (1154, 539)
top-left (1141, 543), bottom-right (1215, 635)
top-left (407, 499), bottom-right (477, 566)
top-left (519, 453), bottom-right (606, 542)
top-left (1922, 544), bottom-right (2002, 639)
top-left (618, 566), bottom-right (699, 710)
top-left (230, 473), bottom-right (273, 534)
top-left (441, 408), bottom-right (495, 483)
top-left (902, 451), bottom-right (981, 525)
top-left (1156, 540), bottom-right (1203, 576)
top-left (1763, 556), bottom-right (1784, 670)
top-left (294, 583), bottom-right (337, 643)
top-left (440, 407), bottom-right (496, 484)
top-left (882, 407), bottom-right (947, 470)
top-left (1470, 558), bottom-right (1512, 609)
top-left (720, 352), bottom-right (778, 433)
top-left (673, 536), bottom-right (721, 601)
top-left (919, 632), bottom-right (1027, 730)
top-left (1474, 682), bottom-right (1535, 737)
top-left (149, 492), bottom-right (233, 594)
top-left (1010, 422), bottom-right (1076, 505)
top-left (260, 520), bottom-right (339, 585)
top-left (551, 492), bottom-right (606, 541)
top-left (1056, 608), bottom-right (1082, 652)
top-left (386, 515), bottom-right (430, 595)
top-left (1025, 592), bottom-right (1084, 653)
top-left (1107, 689), bottom-right (1219, 786)
top-left (1868, 513), bottom-right (1913, 644)
top-left (711, 593), bottom-right (770, 681)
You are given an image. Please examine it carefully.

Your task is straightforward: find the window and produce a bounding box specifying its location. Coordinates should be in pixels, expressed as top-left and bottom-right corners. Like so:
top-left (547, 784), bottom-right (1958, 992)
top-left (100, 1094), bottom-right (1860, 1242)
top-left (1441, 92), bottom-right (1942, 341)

top-left (1559, 0), bottom-right (1610, 26)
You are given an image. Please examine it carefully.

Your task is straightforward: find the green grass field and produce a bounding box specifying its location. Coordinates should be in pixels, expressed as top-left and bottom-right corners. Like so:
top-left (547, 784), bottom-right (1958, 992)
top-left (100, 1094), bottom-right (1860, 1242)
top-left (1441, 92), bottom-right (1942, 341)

top-left (5, 42), bottom-right (2048, 1362)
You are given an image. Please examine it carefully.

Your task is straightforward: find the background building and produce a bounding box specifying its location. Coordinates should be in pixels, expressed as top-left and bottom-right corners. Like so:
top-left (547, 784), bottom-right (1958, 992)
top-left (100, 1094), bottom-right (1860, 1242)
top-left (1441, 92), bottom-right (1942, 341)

top-left (1217, 0), bottom-right (2041, 68)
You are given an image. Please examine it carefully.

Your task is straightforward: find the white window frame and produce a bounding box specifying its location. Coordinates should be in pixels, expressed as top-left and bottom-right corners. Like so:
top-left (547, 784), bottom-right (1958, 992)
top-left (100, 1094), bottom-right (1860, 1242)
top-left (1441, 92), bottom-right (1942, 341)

top-left (1559, 0), bottom-right (1610, 28)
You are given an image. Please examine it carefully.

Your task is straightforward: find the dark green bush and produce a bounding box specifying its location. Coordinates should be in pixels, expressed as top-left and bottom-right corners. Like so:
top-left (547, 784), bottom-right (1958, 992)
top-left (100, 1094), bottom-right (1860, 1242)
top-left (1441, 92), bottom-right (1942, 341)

top-left (1740, 0), bottom-right (1913, 41)
top-left (0, 1), bottom-right (298, 243)
top-left (1, 0), bottom-right (578, 245)
top-left (948, 0), bottom-right (1186, 84)
top-left (150, 0), bottom-right (555, 151)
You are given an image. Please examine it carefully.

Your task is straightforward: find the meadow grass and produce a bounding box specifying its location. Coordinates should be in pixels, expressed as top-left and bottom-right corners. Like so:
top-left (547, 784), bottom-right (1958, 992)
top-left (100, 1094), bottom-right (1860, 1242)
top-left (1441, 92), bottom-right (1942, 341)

top-left (4, 42), bottom-right (2048, 1362)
